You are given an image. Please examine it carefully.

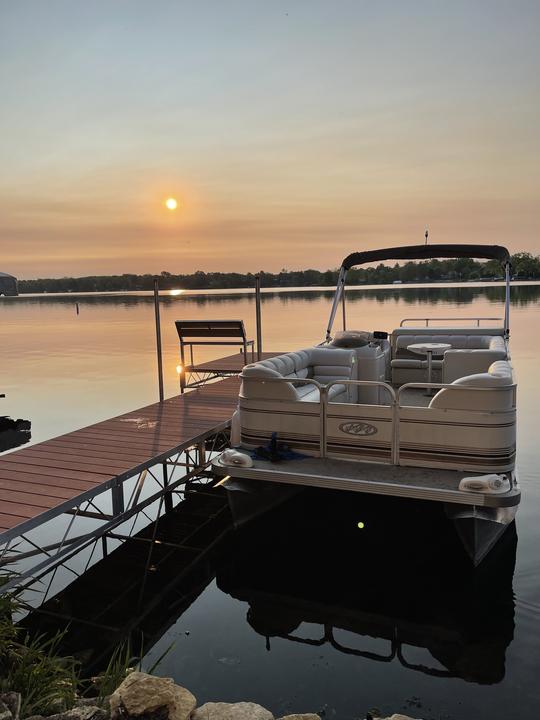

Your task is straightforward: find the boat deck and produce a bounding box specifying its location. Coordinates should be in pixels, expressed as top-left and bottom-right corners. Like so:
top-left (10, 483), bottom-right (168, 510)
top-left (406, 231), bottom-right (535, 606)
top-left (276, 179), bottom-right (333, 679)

top-left (214, 455), bottom-right (521, 508)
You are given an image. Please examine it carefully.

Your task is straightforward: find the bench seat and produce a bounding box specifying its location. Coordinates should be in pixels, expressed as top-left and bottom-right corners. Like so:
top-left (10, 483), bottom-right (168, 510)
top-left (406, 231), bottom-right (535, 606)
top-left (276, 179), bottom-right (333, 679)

top-left (390, 328), bottom-right (507, 384)
top-left (241, 347), bottom-right (355, 403)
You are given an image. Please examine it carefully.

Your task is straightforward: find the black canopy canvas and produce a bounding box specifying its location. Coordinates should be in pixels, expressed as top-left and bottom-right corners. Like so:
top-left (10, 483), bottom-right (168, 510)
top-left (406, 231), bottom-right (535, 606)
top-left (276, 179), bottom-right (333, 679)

top-left (342, 244), bottom-right (511, 270)
top-left (325, 243), bottom-right (512, 339)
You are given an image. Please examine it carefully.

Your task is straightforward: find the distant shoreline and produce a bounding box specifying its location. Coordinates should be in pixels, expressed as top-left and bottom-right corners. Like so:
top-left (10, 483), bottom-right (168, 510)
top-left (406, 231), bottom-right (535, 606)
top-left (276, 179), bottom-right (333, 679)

top-left (12, 253), bottom-right (540, 295)
top-left (5, 278), bottom-right (540, 300)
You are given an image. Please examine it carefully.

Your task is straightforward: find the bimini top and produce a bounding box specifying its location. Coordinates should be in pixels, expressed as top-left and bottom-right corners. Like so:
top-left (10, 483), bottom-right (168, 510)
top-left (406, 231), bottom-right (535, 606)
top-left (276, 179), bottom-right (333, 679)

top-left (342, 244), bottom-right (511, 271)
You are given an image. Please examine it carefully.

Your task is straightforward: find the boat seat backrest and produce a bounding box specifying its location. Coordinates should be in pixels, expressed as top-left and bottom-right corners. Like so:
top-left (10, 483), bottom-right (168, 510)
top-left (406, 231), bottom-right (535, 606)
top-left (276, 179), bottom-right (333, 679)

top-left (429, 360), bottom-right (515, 412)
top-left (241, 347), bottom-right (355, 401)
top-left (442, 336), bottom-right (507, 382)
top-left (391, 325), bottom-right (504, 340)
top-left (393, 333), bottom-right (504, 356)
top-left (390, 328), bottom-right (507, 384)
top-left (309, 347), bottom-right (355, 384)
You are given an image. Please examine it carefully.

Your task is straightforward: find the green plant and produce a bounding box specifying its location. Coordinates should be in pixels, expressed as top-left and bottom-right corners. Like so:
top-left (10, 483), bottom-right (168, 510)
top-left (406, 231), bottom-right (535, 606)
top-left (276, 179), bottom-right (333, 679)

top-left (146, 640), bottom-right (175, 675)
top-left (0, 578), bottom-right (23, 676)
top-left (88, 633), bottom-right (175, 701)
top-left (0, 577), bottom-right (78, 717)
top-left (0, 576), bottom-right (174, 717)
top-left (0, 629), bottom-right (78, 717)
top-left (89, 639), bottom-right (137, 703)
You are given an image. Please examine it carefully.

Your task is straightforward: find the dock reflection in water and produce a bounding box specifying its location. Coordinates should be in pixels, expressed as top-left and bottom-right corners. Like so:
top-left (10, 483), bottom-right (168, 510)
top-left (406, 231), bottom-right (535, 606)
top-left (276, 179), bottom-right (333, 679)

top-left (218, 488), bottom-right (517, 686)
top-left (22, 483), bottom-right (235, 675)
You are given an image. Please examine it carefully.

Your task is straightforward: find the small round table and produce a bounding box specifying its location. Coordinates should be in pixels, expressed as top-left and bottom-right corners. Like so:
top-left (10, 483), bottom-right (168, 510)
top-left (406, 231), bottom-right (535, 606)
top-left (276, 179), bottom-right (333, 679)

top-left (407, 342), bottom-right (452, 394)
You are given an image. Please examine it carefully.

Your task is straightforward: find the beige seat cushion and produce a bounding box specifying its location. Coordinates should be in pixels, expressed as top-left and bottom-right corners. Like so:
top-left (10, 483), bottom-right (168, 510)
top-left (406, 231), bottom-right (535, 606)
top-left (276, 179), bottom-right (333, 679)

top-left (241, 347), bottom-right (354, 401)
top-left (392, 331), bottom-right (505, 359)
top-left (391, 358), bottom-right (443, 369)
top-left (300, 384), bottom-right (347, 403)
top-left (429, 361), bottom-right (514, 412)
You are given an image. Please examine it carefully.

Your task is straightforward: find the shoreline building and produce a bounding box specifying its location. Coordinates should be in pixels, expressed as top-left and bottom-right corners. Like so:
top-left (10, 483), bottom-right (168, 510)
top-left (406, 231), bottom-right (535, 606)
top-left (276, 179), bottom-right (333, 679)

top-left (0, 272), bottom-right (18, 296)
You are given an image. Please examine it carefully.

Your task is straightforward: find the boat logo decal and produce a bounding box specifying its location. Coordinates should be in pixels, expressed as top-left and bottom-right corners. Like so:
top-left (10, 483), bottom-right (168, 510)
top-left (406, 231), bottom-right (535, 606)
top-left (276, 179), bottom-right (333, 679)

top-left (339, 421), bottom-right (378, 436)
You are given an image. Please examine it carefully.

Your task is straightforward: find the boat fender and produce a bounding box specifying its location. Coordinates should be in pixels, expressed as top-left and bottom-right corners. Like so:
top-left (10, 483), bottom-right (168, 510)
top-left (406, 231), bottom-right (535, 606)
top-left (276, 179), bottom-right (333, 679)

top-left (458, 474), bottom-right (509, 494)
top-left (219, 448), bottom-right (253, 468)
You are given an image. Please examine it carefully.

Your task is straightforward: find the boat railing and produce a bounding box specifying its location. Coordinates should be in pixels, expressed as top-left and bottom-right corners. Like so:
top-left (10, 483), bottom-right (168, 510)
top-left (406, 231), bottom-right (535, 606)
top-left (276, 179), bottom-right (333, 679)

top-left (239, 375), bottom-right (395, 460)
top-left (324, 379), bottom-right (516, 464)
top-left (399, 317), bottom-right (502, 327)
top-left (240, 375), bottom-right (515, 465)
top-left (319, 380), bottom-right (396, 460)
top-left (393, 381), bottom-right (517, 466)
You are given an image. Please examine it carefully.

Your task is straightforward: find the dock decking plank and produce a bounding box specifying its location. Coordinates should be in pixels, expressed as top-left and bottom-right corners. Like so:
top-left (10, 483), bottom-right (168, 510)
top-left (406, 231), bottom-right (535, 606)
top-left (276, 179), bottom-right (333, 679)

top-left (0, 489), bottom-right (64, 511)
top-left (44, 438), bottom-right (166, 461)
top-left (0, 377), bottom-right (239, 543)
top-left (0, 461), bottom-right (112, 483)
top-left (71, 420), bottom-right (208, 441)
top-left (0, 478), bottom-right (90, 501)
top-left (0, 499), bottom-right (56, 520)
top-left (185, 351), bottom-right (285, 374)
top-left (5, 450), bottom-right (133, 476)
top-left (61, 431), bottom-right (194, 455)
top-left (32, 442), bottom-right (153, 465)
top-left (0, 469), bottom-right (100, 492)
top-left (0, 512), bottom-right (29, 531)
top-left (68, 420), bottom-right (231, 444)
top-left (0, 455), bottom-right (118, 477)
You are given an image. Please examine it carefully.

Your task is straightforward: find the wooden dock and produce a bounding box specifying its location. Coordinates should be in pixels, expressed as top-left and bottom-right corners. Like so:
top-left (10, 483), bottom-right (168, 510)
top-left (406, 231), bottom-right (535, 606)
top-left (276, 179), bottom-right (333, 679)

top-left (0, 378), bottom-right (239, 540)
top-left (186, 351), bottom-right (284, 374)
top-left (0, 377), bottom-right (241, 594)
top-left (0, 348), bottom-right (289, 596)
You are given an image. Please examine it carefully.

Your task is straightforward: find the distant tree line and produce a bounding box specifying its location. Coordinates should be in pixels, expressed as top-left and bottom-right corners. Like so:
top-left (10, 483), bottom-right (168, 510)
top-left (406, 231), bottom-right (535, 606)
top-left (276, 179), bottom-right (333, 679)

top-left (18, 252), bottom-right (540, 293)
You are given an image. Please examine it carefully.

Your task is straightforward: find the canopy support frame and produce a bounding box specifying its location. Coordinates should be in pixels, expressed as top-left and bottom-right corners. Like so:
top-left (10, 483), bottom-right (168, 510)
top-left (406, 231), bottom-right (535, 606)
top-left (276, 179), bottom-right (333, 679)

top-left (504, 262), bottom-right (511, 339)
top-left (325, 266), bottom-right (346, 341)
top-left (325, 244), bottom-right (512, 342)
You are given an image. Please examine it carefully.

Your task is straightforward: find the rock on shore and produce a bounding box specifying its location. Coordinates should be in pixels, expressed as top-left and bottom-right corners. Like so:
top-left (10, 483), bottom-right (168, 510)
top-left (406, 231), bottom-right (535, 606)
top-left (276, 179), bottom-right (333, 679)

top-left (1, 672), bottom-right (421, 720)
top-left (192, 703), bottom-right (273, 720)
top-left (110, 672), bottom-right (196, 720)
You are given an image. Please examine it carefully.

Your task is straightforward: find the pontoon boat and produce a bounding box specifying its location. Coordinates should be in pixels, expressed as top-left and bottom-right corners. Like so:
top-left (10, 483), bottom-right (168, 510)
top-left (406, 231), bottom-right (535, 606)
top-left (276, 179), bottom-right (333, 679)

top-left (214, 244), bottom-right (520, 565)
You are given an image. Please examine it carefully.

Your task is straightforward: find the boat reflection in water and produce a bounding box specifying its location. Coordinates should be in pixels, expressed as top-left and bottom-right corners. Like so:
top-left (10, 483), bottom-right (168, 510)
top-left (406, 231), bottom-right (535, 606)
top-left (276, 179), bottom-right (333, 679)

top-left (218, 487), bottom-right (517, 685)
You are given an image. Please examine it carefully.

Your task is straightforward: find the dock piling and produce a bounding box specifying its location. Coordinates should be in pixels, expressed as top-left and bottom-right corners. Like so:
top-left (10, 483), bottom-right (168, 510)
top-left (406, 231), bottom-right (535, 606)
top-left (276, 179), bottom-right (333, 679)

top-left (153, 277), bottom-right (165, 402)
top-left (255, 273), bottom-right (262, 360)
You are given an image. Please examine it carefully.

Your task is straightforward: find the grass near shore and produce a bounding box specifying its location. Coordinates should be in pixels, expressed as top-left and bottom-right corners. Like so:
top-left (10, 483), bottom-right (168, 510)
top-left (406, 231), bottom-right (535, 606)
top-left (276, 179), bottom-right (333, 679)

top-left (0, 576), bottom-right (173, 718)
top-left (0, 578), bottom-right (133, 717)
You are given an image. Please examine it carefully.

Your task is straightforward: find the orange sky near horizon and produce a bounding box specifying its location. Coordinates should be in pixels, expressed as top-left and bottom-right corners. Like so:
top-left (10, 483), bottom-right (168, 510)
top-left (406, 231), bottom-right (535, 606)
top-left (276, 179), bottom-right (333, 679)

top-left (1, 1), bottom-right (539, 280)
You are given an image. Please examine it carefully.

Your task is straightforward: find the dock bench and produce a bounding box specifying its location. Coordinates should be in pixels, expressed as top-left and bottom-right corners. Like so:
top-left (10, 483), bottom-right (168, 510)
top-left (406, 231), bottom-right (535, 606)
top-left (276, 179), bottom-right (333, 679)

top-left (175, 320), bottom-right (255, 391)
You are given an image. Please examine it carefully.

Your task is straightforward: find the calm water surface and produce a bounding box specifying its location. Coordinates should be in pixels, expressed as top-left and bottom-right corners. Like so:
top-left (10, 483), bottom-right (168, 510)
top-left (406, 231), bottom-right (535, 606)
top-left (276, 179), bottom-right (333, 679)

top-left (2, 284), bottom-right (540, 720)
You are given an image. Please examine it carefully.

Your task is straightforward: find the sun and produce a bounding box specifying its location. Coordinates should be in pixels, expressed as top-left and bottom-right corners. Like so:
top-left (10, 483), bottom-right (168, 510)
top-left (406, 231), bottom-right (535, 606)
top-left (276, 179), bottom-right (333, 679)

top-left (165, 197), bottom-right (178, 210)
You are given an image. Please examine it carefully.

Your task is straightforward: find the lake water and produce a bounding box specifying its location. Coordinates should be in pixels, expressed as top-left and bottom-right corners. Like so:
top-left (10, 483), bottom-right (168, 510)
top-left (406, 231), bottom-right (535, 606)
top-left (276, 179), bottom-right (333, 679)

top-left (2, 284), bottom-right (540, 719)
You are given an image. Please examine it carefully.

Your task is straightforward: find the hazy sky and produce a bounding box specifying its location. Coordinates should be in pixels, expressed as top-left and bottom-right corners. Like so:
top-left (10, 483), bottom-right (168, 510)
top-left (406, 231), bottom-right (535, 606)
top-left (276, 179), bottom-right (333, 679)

top-left (1, 1), bottom-right (539, 279)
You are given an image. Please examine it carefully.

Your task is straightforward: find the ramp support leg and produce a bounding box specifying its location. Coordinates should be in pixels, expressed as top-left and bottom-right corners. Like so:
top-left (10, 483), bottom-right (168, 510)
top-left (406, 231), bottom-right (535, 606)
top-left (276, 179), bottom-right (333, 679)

top-left (111, 484), bottom-right (125, 515)
top-left (163, 461), bottom-right (173, 513)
